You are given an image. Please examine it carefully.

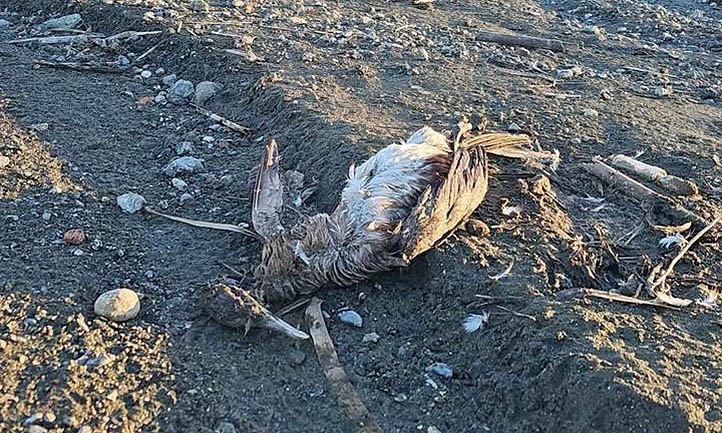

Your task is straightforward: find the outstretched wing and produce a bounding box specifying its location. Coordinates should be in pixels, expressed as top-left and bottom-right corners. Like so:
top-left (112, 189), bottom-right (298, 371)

top-left (400, 145), bottom-right (489, 261)
top-left (251, 138), bottom-right (285, 241)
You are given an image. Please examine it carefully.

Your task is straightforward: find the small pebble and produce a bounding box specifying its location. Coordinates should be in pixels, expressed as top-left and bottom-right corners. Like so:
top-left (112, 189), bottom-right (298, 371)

top-left (179, 193), bottom-right (193, 204)
top-left (507, 123), bottom-right (521, 132)
top-left (214, 421), bottom-right (237, 433)
top-left (24, 317), bottom-right (37, 326)
top-left (24, 413), bottom-right (44, 425)
top-left (41, 210), bottom-right (51, 221)
top-left (162, 156), bottom-right (204, 177)
top-left (38, 13), bottom-right (82, 31)
top-left (362, 332), bottom-right (380, 343)
top-left (116, 192), bottom-right (146, 213)
top-left (0, 155), bottom-right (10, 168)
top-left (427, 362), bottom-right (453, 378)
top-left (43, 411), bottom-right (56, 423)
top-left (117, 55), bottom-right (130, 66)
top-left (140, 70), bottom-right (152, 79)
top-left (582, 108), bottom-right (599, 117)
top-left (193, 81), bottom-right (222, 105)
top-left (287, 348), bottom-right (306, 365)
top-left (28, 426), bottom-right (48, 433)
top-left (30, 123), bottom-right (49, 132)
top-left (94, 288), bottom-right (140, 322)
top-left (63, 229), bottom-right (86, 245)
top-left (427, 427), bottom-right (442, 433)
top-left (154, 92), bottom-right (168, 104)
top-left (465, 219), bottom-right (490, 237)
top-left (155, 67), bottom-right (165, 75)
top-left (175, 141), bottom-right (194, 155)
top-left (337, 309), bottom-right (363, 328)
top-left (0, 19), bottom-right (11, 29)
top-left (171, 178), bottom-right (188, 190)
top-left (77, 427), bottom-right (93, 433)
top-left (162, 74), bottom-right (178, 86)
top-left (570, 138), bottom-right (582, 145)
top-left (169, 79), bottom-right (195, 104)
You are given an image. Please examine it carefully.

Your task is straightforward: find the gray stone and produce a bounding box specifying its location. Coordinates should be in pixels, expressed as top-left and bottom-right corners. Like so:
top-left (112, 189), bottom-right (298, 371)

top-left (175, 141), bottom-right (193, 155)
top-left (117, 55), bottom-right (130, 66)
top-left (116, 192), bottom-right (146, 213)
top-left (168, 79), bottom-right (194, 105)
top-left (179, 193), bottom-right (193, 204)
top-left (77, 427), bottom-right (93, 433)
top-left (0, 19), bottom-right (11, 29)
top-left (140, 70), bottom-right (152, 79)
top-left (192, 81), bottom-right (222, 105)
top-left (162, 74), bottom-right (178, 87)
top-left (162, 156), bottom-right (204, 177)
top-left (38, 14), bottom-right (82, 31)
top-left (427, 362), bottom-right (453, 378)
top-left (27, 426), bottom-right (48, 433)
top-left (337, 309), bottom-right (363, 328)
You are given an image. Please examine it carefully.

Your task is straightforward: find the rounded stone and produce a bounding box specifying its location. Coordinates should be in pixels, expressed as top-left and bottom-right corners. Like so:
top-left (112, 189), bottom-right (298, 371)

top-left (94, 288), bottom-right (140, 322)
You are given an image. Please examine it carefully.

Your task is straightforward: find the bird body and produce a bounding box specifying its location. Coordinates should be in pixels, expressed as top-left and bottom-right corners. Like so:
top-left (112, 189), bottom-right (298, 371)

top-left (252, 125), bottom-right (530, 304)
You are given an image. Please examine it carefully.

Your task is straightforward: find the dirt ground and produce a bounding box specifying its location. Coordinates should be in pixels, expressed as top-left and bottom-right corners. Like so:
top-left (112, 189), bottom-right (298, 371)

top-left (1, 0), bottom-right (721, 432)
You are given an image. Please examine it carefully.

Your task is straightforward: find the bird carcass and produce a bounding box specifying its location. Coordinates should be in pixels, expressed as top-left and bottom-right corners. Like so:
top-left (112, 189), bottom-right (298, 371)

top-left (147, 120), bottom-right (549, 339)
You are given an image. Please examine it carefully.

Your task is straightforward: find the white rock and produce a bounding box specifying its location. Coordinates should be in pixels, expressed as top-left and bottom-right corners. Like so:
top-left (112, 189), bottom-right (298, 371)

top-left (0, 155), bottom-right (10, 168)
top-left (38, 14), bottom-right (82, 31)
top-left (362, 332), bottom-right (380, 343)
top-left (172, 178), bottom-right (188, 190)
top-left (582, 108), bottom-right (599, 117)
top-left (140, 70), bottom-right (152, 79)
top-left (116, 192), bottom-right (146, 213)
top-left (94, 288), bottom-right (140, 322)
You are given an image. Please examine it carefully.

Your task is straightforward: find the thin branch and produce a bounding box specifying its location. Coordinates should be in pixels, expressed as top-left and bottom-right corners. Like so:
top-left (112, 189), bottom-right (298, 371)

top-left (477, 30), bottom-right (579, 52)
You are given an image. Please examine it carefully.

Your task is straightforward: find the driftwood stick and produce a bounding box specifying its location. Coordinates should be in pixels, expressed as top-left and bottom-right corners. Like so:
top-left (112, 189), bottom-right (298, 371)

top-left (305, 298), bottom-right (384, 433)
top-left (190, 103), bottom-right (250, 134)
top-left (32, 59), bottom-right (126, 74)
top-left (477, 30), bottom-right (579, 52)
top-left (581, 157), bottom-right (705, 225)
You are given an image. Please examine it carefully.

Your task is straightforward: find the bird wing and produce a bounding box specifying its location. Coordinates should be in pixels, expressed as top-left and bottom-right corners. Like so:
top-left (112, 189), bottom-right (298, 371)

top-left (251, 138), bottom-right (285, 241)
top-left (399, 145), bottom-right (489, 262)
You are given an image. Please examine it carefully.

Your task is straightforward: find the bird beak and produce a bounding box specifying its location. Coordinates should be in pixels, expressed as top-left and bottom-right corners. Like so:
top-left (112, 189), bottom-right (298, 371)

top-left (257, 310), bottom-right (310, 340)
top-left (236, 288), bottom-right (309, 340)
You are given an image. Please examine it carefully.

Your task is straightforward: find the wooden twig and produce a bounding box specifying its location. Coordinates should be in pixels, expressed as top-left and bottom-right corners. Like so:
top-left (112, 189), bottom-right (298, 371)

top-left (32, 59), bottom-right (126, 74)
top-left (493, 305), bottom-right (536, 321)
top-left (274, 298), bottom-right (311, 316)
top-left (6, 34), bottom-right (104, 45)
top-left (647, 215), bottom-right (721, 297)
top-left (189, 103), bottom-right (250, 134)
top-left (103, 30), bottom-right (163, 44)
top-left (133, 42), bottom-right (162, 64)
top-left (559, 288), bottom-right (681, 310)
top-left (580, 156), bottom-right (706, 225)
top-left (305, 298), bottom-right (384, 433)
top-left (477, 30), bottom-right (579, 52)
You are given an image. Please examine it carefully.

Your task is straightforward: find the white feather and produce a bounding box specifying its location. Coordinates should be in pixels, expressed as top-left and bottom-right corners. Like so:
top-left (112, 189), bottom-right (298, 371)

top-left (463, 312), bottom-right (489, 333)
top-left (659, 233), bottom-right (685, 249)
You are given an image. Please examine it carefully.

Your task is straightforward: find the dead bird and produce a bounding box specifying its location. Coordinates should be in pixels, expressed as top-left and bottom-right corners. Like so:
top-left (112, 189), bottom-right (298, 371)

top-left (147, 119), bottom-right (549, 339)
